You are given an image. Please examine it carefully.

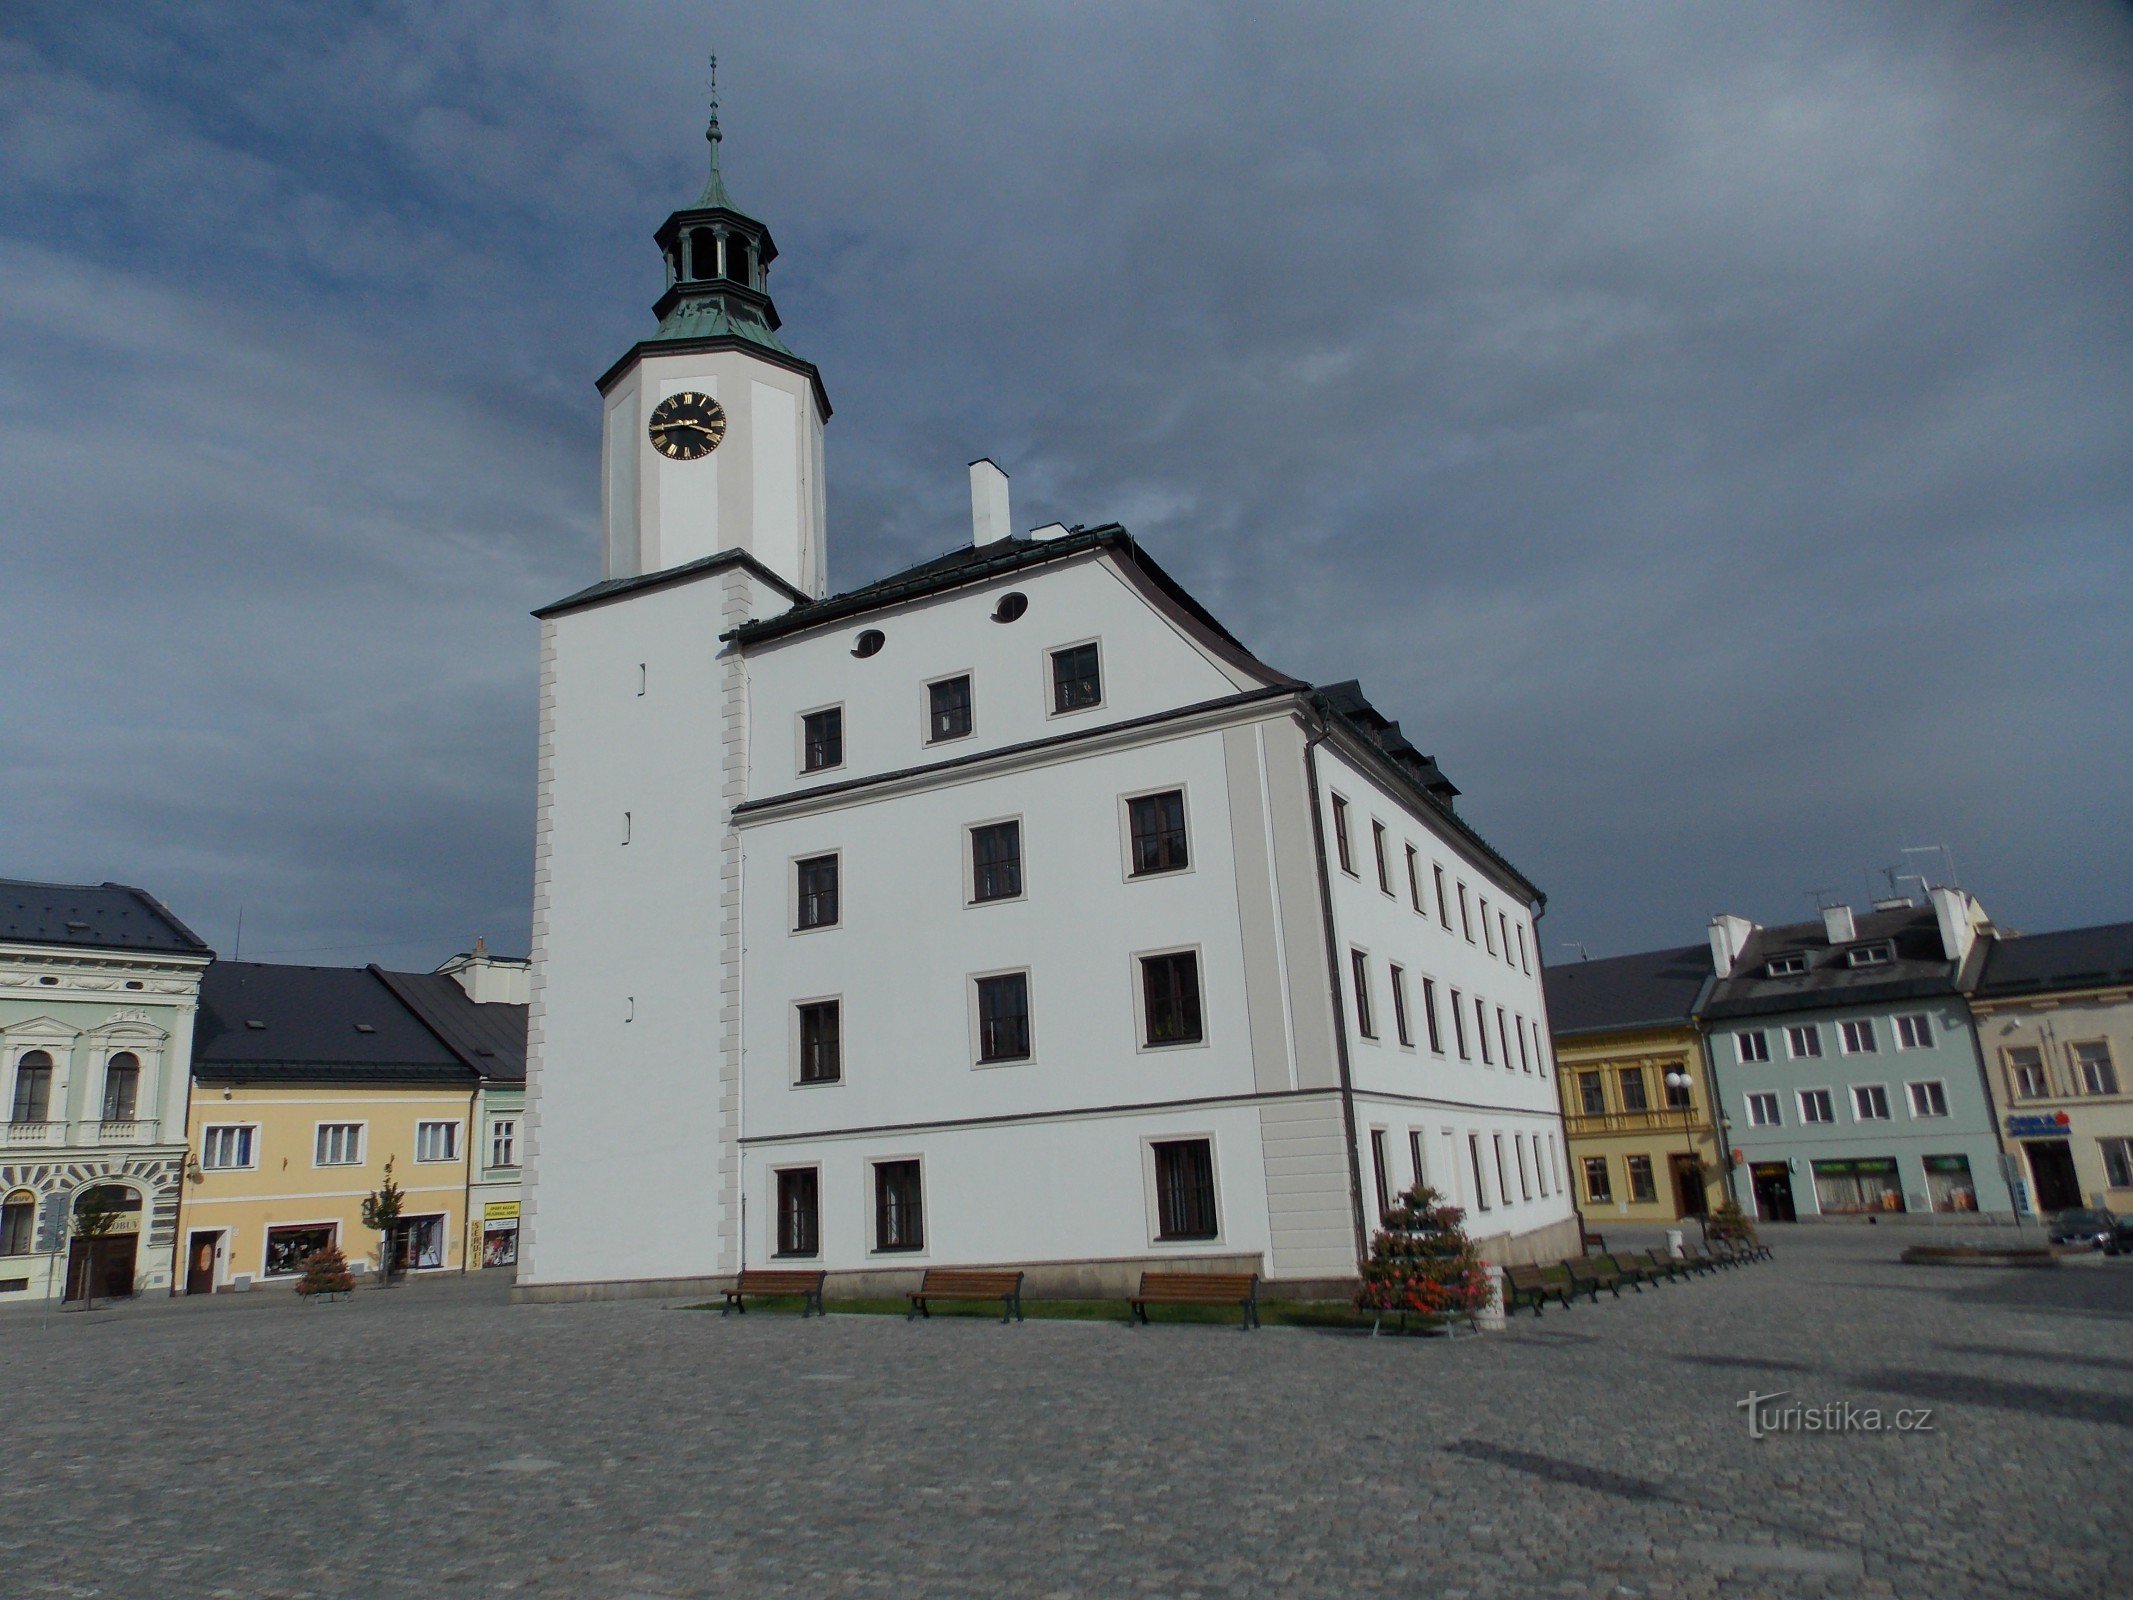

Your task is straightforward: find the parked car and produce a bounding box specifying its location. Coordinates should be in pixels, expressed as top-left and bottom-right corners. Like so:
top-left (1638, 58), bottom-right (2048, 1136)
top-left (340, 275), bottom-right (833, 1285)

top-left (2047, 1208), bottom-right (2118, 1250)
top-left (2106, 1215), bottom-right (2133, 1257)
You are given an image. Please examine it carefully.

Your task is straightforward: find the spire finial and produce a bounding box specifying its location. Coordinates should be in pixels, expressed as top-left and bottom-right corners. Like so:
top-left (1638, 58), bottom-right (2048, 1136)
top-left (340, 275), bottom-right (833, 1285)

top-left (696, 50), bottom-right (734, 208)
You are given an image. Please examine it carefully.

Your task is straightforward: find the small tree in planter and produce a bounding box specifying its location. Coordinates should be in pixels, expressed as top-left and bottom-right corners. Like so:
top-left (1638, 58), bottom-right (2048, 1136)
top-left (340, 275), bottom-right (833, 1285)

top-left (359, 1158), bottom-right (405, 1286)
top-left (68, 1187), bottom-right (123, 1310)
top-left (1356, 1183), bottom-right (1495, 1333)
top-left (294, 1243), bottom-right (355, 1299)
top-left (1704, 1198), bottom-right (1759, 1249)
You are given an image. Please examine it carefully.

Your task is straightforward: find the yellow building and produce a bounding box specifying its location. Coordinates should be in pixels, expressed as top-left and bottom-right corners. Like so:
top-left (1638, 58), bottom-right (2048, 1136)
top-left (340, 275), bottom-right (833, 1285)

top-left (1544, 945), bottom-right (1725, 1225)
top-left (177, 959), bottom-right (524, 1291)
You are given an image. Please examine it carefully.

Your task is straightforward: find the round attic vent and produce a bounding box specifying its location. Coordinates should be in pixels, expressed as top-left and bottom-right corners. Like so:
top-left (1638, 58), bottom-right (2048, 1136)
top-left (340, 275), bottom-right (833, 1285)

top-left (992, 592), bottom-right (1029, 623)
top-left (852, 629), bottom-right (886, 658)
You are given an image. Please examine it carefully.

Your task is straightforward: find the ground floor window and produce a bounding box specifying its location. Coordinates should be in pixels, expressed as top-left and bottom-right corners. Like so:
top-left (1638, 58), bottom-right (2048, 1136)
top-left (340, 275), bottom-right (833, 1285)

top-left (482, 1219), bottom-right (519, 1268)
top-left (389, 1213), bottom-right (446, 1271)
top-left (0, 1190), bottom-right (35, 1256)
top-left (1583, 1155), bottom-right (1611, 1203)
top-left (1811, 1157), bottom-right (1905, 1215)
top-left (1626, 1154), bottom-right (1657, 1203)
top-left (776, 1167), bottom-right (820, 1257)
top-left (263, 1223), bottom-right (336, 1277)
top-left (1153, 1138), bottom-right (1219, 1240)
top-left (873, 1160), bottom-right (924, 1252)
top-left (2100, 1138), bottom-right (2133, 1190)
top-left (1922, 1155), bottom-right (1977, 1213)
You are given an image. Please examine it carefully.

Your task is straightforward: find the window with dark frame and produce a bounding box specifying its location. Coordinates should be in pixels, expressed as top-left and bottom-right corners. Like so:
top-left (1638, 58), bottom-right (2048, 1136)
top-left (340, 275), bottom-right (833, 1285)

top-left (928, 674), bottom-right (973, 742)
top-left (1433, 863), bottom-right (1450, 929)
top-left (1152, 1139), bottom-right (1218, 1240)
top-left (1499, 911), bottom-right (1512, 963)
top-left (1515, 1136), bottom-right (1533, 1200)
top-left (1390, 965), bottom-right (1412, 1046)
top-left (1450, 988), bottom-right (1469, 1058)
top-left (0, 1195), bottom-right (33, 1256)
top-left (1050, 643), bottom-right (1101, 712)
top-left (1515, 1016), bottom-right (1531, 1073)
top-left (970, 821), bottom-right (1023, 903)
top-left (1372, 821), bottom-right (1391, 893)
top-left (1351, 949), bottom-right (1375, 1039)
top-left (1405, 845), bottom-right (1424, 913)
top-left (10, 1052), bottom-right (53, 1122)
top-left (1496, 1007), bottom-right (1512, 1070)
top-left (1516, 922), bottom-right (1530, 973)
top-left (1494, 1134), bottom-right (1512, 1204)
top-left (801, 707), bottom-right (843, 772)
top-left (873, 1160), bottom-right (923, 1251)
top-left (795, 854), bottom-right (839, 930)
top-left (101, 1054), bottom-right (139, 1122)
top-left (1141, 951), bottom-right (1203, 1046)
top-left (798, 1000), bottom-right (842, 1083)
top-left (1409, 1130), bottom-right (1428, 1194)
top-left (1470, 1134), bottom-right (1492, 1210)
top-left (1578, 1071), bottom-right (1605, 1115)
top-left (1331, 794), bottom-right (1354, 873)
top-left (1664, 1067), bottom-right (1692, 1109)
top-left (1481, 896), bottom-right (1496, 954)
top-left (1370, 1128), bottom-right (1392, 1222)
top-left (975, 973), bottom-right (1032, 1062)
top-left (1458, 882), bottom-right (1474, 941)
top-left (1476, 996), bottom-right (1492, 1064)
top-left (1626, 1154), bottom-right (1656, 1204)
top-left (1421, 977), bottom-right (1443, 1052)
top-left (1127, 791), bottom-right (1189, 876)
top-left (1619, 1066), bottom-right (1649, 1112)
top-left (776, 1168), bottom-right (820, 1256)
top-left (1584, 1155), bottom-right (1612, 1202)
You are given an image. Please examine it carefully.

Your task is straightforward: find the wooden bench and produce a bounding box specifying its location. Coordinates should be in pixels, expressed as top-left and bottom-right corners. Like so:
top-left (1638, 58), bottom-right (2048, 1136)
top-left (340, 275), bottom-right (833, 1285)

top-left (1563, 1255), bottom-right (1622, 1300)
top-left (1582, 1229), bottom-right (1608, 1254)
top-left (907, 1268), bottom-right (1025, 1323)
top-left (1634, 1249), bottom-right (1691, 1283)
top-left (1672, 1244), bottom-right (1722, 1275)
top-left (722, 1268), bottom-right (827, 1318)
top-left (1129, 1271), bottom-right (1260, 1330)
top-left (1616, 1250), bottom-right (1676, 1286)
top-left (1593, 1252), bottom-right (1649, 1291)
top-left (1503, 1262), bottom-right (1571, 1317)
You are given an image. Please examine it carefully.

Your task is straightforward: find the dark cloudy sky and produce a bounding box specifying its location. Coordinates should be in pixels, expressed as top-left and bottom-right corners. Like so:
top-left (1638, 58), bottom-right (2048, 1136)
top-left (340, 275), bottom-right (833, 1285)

top-left (3, 2), bottom-right (2128, 969)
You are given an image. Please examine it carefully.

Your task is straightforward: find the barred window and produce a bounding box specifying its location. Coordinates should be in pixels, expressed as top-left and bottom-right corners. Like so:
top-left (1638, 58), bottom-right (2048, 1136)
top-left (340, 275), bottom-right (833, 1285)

top-left (976, 974), bottom-right (1032, 1063)
top-left (798, 1001), bottom-right (842, 1084)
top-left (1153, 1139), bottom-right (1218, 1240)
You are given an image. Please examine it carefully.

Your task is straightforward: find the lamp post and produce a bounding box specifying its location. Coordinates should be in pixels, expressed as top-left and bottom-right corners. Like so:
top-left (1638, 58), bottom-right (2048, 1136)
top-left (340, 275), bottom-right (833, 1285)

top-left (1665, 1068), bottom-right (1706, 1239)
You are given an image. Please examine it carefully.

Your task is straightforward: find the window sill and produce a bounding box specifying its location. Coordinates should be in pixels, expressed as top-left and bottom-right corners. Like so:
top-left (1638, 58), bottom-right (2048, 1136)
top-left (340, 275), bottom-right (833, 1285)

top-left (793, 1076), bottom-right (844, 1089)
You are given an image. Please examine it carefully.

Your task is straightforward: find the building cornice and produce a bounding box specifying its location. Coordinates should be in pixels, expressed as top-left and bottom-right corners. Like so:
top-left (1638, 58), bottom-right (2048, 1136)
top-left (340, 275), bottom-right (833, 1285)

top-left (594, 333), bottom-right (831, 417)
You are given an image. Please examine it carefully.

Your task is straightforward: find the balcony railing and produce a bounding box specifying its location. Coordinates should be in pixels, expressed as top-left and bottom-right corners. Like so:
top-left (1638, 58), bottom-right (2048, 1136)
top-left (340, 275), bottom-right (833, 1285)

top-left (2, 1119), bottom-right (161, 1149)
top-left (96, 1119), bottom-right (152, 1143)
top-left (3, 1120), bottom-right (64, 1148)
top-left (1563, 1108), bottom-right (1703, 1138)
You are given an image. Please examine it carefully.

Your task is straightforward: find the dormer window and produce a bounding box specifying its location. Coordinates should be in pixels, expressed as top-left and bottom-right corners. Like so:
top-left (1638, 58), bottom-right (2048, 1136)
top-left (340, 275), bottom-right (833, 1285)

top-left (1765, 952), bottom-right (1809, 978)
top-left (1845, 943), bottom-right (1894, 969)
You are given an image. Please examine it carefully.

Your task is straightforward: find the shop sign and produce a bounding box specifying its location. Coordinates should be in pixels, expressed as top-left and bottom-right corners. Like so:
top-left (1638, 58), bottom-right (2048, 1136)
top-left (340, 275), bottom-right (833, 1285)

top-left (2005, 1112), bottom-right (2072, 1138)
top-left (484, 1201), bottom-right (520, 1222)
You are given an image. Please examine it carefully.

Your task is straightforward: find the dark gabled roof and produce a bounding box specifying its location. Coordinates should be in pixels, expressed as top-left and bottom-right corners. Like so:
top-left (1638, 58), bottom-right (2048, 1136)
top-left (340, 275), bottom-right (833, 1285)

top-left (0, 878), bottom-right (210, 956)
top-left (534, 547), bottom-right (810, 621)
top-left (1315, 681), bottom-right (1459, 801)
top-left (194, 962), bottom-right (473, 1085)
top-left (1700, 906), bottom-right (1960, 1021)
top-left (1976, 921), bottom-right (2133, 998)
top-left (372, 968), bottom-right (527, 1082)
top-left (1544, 944), bottom-right (1711, 1036)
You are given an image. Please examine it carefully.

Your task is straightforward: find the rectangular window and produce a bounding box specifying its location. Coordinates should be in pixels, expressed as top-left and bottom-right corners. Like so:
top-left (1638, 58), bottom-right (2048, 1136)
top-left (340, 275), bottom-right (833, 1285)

top-left (1476, 996), bottom-right (1492, 1064)
top-left (1389, 965), bottom-right (1412, 1047)
top-left (1787, 1024), bottom-right (1823, 1060)
top-left (415, 1121), bottom-right (459, 1163)
top-left (1515, 1016), bottom-right (1531, 1073)
top-left (798, 1000), bottom-right (842, 1083)
top-left (1845, 943), bottom-right (1893, 968)
top-left (1798, 1089), bottom-right (1835, 1125)
top-left (1577, 1071), bottom-right (1605, 1116)
top-left (795, 854), bottom-right (840, 930)
top-left (969, 820), bottom-right (1023, 903)
top-left (1812, 1157), bottom-right (1904, 1215)
top-left (1370, 1128), bottom-right (1392, 1222)
top-left (975, 973), bottom-right (1032, 1063)
top-left (1852, 1084), bottom-right (1892, 1121)
top-left (314, 1123), bottom-right (362, 1166)
top-left (1471, 1135), bottom-right (1493, 1210)
top-left (2102, 1138), bottom-right (2133, 1189)
top-left (1906, 1080), bottom-right (1949, 1118)
top-left (2074, 1042), bottom-right (2120, 1097)
top-left (1619, 1066), bottom-right (1648, 1113)
top-left (1405, 845), bottom-right (1424, 913)
top-left (1410, 1130), bottom-right (1429, 1192)
top-left (1894, 1013), bottom-right (1933, 1050)
top-left (1, 1197), bottom-right (34, 1256)
top-left (1433, 864), bottom-right (1451, 929)
top-left (776, 1168), bottom-right (820, 1257)
top-left (263, 1224), bottom-right (336, 1278)
top-left (1767, 952), bottom-right (1809, 978)
top-left (2006, 1045), bottom-right (2047, 1099)
top-left (1515, 1135), bottom-right (1533, 1201)
top-left (1371, 821), bottom-right (1391, 893)
top-left (1626, 1154), bottom-right (1656, 1204)
top-left (1583, 1154), bottom-right (1611, 1203)
top-left (9, 1061), bottom-right (51, 1123)
top-left (1534, 1132), bottom-right (1549, 1196)
top-left (1481, 897), bottom-right (1496, 955)
top-left (1421, 977), bottom-right (1443, 1053)
top-left (1351, 950), bottom-right (1376, 1039)
top-left (1050, 643), bottom-right (1101, 712)
top-left (1127, 790), bottom-right (1189, 876)
top-left (801, 706), bottom-right (843, 772)
top-left (1450, 989), bottom-right (1469, 1059)
top-left (873, 1160), bottom-right (924, 1252)
top-left (1153, 1139), bottom-right (1219, 1240)
top-left (1331, 794), bottom-right (1354, 874)
top-left (1840, 1018), bottom-right (1878, 1054)
top-left (1664, 1068), bottom-right (1693, 1110)
top-left (1141, 951), bottom-right (1203, 1047)
top-left (927, 674), bottom-right (973, 742)
top-left (1746, 1091), bottom-right (1781, 1127)
top-left (1500, 912), bottom-right (1513, 966)
top-left (1515, 922), bottom-right (1530, 974)
top-left (1496, 1007), bottom-right (1513, 1072)
top-left (1532, 1020), bottom-right (1551, 1078)
top-left (489, 1118), bottom-right (518, 1169)
top-left (101, 1060), bottom-right (139, 1122)
top-left (202, 1125), bottom-right (255, 1170)
top-left (1494, 1134), bottom-right (1512, 1205)
top-left (1736, 1030), bottom-right (1770, 1064)
top-left (1458, 882), bottom-right (1474, 942)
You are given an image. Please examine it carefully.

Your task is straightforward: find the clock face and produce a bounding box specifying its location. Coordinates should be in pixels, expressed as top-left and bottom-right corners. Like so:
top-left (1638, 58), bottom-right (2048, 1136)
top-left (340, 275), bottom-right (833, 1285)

top-left (648, 392), bottom-right (727, 460)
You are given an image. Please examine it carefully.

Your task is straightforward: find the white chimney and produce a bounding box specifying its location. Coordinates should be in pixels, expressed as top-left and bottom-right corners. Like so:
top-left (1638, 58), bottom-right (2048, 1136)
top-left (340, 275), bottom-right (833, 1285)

top-left (1931, 885), bottom-right (1987, 964)
top-left (436, 939), bottom-right (531, 1006)
top-left (1707, 914), bottom-right (1756, 976)
top-left (1822, 904), bottom-right (1857, 946)
top-left (969, 459), bottom-right (1011, 547)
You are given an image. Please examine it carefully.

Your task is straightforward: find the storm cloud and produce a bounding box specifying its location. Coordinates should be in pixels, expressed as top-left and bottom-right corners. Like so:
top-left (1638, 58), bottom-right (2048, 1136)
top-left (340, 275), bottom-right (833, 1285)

top-left (2, 2), bottom-right (2127, 967)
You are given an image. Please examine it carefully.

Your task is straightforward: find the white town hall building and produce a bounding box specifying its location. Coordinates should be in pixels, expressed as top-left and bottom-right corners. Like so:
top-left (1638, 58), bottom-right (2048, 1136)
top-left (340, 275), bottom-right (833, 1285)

top-left (516, 91), bottom-right (1577, 1300)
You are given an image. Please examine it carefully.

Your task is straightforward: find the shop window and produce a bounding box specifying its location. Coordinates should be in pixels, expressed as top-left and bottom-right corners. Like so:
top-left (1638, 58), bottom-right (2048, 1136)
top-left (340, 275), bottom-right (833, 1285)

top-left (1812, 1158), bottom-right (1904, 1215)
top-left (263, 1223), bottom-right (336, 1278)
top-left (1923, 1154), bottom-right (1977, 1212)
top-left (1153, 1139), bottom-right (1218, 1240)
top-left (2101, 1138), bottom-right (2133, 1190)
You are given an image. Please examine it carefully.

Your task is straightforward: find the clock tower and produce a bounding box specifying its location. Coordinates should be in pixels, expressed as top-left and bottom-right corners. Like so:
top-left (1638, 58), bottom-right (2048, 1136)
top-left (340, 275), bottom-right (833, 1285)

top-left (596, 68), bottom-right (830, 598)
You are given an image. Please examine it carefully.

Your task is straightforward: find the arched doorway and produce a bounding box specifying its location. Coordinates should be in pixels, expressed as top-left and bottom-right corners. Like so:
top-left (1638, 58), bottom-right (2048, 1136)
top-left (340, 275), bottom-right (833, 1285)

top-left (64, 1183), bottom-right (143, 1302)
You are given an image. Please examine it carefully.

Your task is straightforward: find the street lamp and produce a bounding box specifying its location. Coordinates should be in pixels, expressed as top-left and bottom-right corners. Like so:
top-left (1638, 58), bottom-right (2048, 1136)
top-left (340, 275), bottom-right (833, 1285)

top-left (1664, 1068), bottom-right (1706, 1239)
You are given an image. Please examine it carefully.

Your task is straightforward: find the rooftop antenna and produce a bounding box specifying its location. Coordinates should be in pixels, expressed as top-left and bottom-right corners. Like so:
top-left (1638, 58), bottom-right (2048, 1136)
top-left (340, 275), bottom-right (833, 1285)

top-left (1560, 941), bottom-right (1590, 962)
top-left (1902, 843), bottom-right (1959, 891)
top-left (233, 904), bottom-right (243, 961)
top-left (1806, 887), bottom-right (1840, 912)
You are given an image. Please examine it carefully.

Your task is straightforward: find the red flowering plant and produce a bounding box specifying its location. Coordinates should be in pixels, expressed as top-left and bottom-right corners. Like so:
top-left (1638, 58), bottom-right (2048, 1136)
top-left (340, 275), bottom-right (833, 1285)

top-left (1355, 1183), bottom-right (1495, 1328)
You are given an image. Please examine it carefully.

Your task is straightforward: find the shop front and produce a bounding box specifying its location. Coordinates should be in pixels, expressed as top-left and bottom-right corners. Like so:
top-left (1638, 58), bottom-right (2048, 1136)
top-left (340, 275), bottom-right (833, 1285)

top-left (1811, 1157), bottom-right (1905, 1215)
top-left (481, 1201), bottom-right (520, 1268)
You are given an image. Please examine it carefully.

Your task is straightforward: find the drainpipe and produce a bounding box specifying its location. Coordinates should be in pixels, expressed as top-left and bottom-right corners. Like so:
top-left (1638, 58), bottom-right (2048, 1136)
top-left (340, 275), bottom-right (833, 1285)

top-left (461, 1081), bottom-right (478, 1274)
top-left (1300, 714), bottom-right (1371, 1265)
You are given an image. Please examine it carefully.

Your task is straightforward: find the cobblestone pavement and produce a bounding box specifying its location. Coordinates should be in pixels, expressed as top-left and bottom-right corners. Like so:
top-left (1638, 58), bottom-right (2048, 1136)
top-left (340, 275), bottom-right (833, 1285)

top-left (3, 1228), bottom-right (2128, 1599)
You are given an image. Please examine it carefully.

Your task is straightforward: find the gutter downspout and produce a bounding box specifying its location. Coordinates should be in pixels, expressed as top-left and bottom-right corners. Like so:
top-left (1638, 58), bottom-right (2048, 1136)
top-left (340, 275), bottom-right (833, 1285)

top-left (1300, 714), bottom-right (1371, 1265)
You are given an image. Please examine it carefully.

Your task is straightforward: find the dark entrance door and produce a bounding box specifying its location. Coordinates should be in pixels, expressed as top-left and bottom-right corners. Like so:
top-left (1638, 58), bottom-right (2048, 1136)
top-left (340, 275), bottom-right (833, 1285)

top-left (1751, 1162), bottom-right (1797, 1223)
top-left (186, 1231), bottom-right (218, 1295)
top-left (1671, 1153), bottom-right (1708, 1217)
top-left (64, 1233), bottom-right (139, 1301)
top-left (2026, 1140), bottom-right (2082, 1212)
